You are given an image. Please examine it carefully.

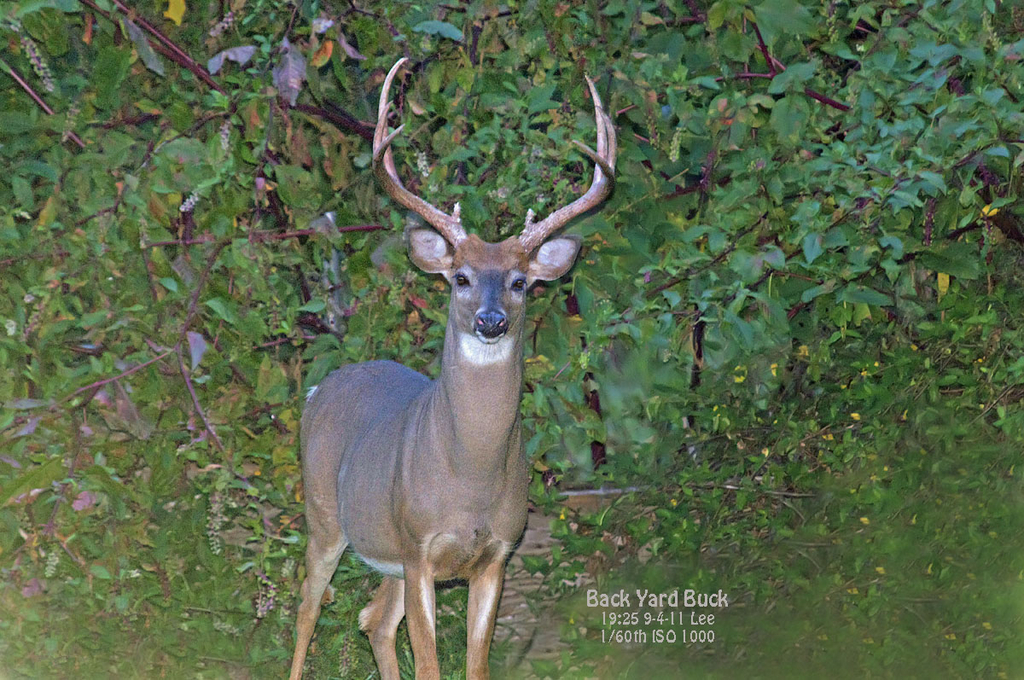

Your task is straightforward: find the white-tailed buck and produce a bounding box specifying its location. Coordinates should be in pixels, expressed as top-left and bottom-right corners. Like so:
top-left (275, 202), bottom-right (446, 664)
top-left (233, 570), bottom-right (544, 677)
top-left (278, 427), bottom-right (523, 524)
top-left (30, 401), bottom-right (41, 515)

top-left (288, 58), bottom-right (616, 680)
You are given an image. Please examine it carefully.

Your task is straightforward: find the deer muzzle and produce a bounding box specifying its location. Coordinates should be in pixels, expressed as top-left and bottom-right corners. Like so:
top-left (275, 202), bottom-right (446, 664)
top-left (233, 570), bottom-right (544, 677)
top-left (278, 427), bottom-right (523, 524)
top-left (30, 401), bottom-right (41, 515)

top-left (474, 310), bottom-right (508, 340)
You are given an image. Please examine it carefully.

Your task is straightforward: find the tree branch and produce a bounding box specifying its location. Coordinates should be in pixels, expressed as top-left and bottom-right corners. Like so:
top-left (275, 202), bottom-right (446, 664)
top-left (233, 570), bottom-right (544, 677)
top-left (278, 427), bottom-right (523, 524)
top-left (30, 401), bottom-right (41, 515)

top-left (749, 23), bottom-right (850, 112)
top-left (177, 348), bottom-right (226, 453)
top-left (803, 87), bottom-right (851, 113)
top-left (86, 0), bottom-right (227, 94)
top-left (0, 57), bottom-right (86, 148)
top-left (647, 215), bottom-right (766, 297)
top-left (179, 241), bottom-right (229, 344)
top-left (64, 349), bottom-right (174, 402)
top-left (143, 224), bottom-right (387, 248)
top-left (292, 103), bottom-right (375, 141)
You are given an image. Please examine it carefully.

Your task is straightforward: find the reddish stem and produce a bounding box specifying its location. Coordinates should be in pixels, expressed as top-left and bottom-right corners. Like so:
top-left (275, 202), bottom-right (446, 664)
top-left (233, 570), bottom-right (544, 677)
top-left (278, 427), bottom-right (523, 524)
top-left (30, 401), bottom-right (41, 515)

top-left (803, 87), bottom-right (850, 112)
top-left (143, 224), bottom-right (387, 248)
top-left (65, 349), bottom-right (173, 401)
top-left (0, 58), bottom-right (86, 148)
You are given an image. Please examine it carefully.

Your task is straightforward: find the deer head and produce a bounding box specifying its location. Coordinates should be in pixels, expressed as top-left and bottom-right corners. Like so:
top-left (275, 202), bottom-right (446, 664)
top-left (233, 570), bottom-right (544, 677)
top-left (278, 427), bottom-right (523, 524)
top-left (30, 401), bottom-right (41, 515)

top-left (372, 58), bottom-right (617, 351)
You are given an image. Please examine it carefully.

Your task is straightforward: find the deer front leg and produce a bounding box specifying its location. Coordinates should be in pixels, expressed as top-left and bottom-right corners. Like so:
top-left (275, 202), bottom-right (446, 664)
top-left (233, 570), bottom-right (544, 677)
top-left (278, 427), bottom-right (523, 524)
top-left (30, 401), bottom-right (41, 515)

top-left (466, 559), bottom-right (505, 680)
top-left (403, 561), bottom-right (440, 680)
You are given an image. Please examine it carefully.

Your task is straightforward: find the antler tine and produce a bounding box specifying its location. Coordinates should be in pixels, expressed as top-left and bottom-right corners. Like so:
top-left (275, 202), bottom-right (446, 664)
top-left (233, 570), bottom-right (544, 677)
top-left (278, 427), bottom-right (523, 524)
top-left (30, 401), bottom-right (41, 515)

top-left (519, 75), bottom-right (617, 253)
top-left (372, 58), bottom-right (466, 245)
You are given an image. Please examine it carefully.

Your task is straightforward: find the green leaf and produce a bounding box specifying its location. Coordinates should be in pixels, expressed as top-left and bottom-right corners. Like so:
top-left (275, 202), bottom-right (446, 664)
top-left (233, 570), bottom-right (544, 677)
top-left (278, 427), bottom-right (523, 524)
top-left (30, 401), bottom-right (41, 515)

top-left (12, 176), bottom-right (33, 208)
top-left (754, 0), bottom-right (815, 43)
top-left (838, 285), bottom-right (890, 306)
top-left (879, 236), bottom-right (903, 259)
top-left (528, 82), bottom-right (558, 115)
top-left (274, 165), bottom-right (317, 208)
top-left (17, 161), bottom-right (59, 183)
top-left (16, 0), bottom-right (81, 17)
top-left (92, 46), bottom-right (131, 110)
top-left (769, 96), bottom-right (808, 146)
top-left (204, 298), bottom-right (236, 324)
top-left (730, 250), bottom-right (764, 283)
top-left (707, 0), bottom-right (741, 30)
top-left (763, 246), bottom-right (785, 269)
top-left (0, 113), bottom-right (37, 136)
top-left (800, 281), bottom-right (834, 303)
top-left (89, 565), bottom-right (112, 580)
top-left (80, 310), bottom-right (108, 328)
top-left (802, 234), bottom-right (823, 264)
top-left (767, 61), bottom-right (817, 94)
top-left (520, 554), bottom-right (550, 575)
top-left (297, 299), bottom-right (326, 313)
top-left (124, 19), bottom-right (165, 76)
top-left (0, 457), bottom-right (64, 507)
top-left (919, 242), bottom-right (981, 280)
top-left (412, 20), bottom-right (464, 42)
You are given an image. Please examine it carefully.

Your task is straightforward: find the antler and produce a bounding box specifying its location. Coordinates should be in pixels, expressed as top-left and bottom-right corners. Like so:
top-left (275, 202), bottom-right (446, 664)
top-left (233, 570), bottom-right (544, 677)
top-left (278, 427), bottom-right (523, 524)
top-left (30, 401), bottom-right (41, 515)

top-left (373, 58), bottom-right (467, 246)
top-left (519, 75), bottom-right (617, 253)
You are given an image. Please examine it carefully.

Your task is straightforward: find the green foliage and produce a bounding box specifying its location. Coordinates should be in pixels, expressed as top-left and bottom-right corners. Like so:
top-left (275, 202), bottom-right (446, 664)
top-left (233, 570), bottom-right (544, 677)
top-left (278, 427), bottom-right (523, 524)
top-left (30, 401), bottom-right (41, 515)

top-left (1, 0), bottom-right (1024, 678)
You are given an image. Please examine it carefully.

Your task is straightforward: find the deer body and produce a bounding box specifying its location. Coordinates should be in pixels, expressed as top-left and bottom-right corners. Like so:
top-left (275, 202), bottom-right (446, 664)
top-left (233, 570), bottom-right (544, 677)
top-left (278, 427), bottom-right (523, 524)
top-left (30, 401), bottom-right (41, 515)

top-left (303, 337), bottom-right (529, 582)
top-left (289, 59), bottom-right (615, 680)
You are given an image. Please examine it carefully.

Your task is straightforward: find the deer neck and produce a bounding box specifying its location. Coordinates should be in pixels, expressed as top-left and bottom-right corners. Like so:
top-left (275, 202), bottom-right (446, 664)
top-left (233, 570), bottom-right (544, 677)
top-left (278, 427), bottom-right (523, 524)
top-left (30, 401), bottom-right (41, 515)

top-left (430, 317), bottom-right (524, 473)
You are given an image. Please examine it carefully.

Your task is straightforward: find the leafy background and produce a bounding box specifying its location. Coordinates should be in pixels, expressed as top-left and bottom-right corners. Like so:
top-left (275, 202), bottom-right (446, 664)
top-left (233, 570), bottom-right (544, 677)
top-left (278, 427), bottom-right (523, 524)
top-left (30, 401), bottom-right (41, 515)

top-left (2, 0), bottom-right (1024, 677)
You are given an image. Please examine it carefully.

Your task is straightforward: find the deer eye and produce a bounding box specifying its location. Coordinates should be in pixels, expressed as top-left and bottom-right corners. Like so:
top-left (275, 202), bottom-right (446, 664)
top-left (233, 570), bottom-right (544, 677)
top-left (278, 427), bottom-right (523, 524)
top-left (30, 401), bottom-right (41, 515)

top-left (455, 274), bottom-right (470, 287)
top-left (511, 278), bottom-right (526, 292)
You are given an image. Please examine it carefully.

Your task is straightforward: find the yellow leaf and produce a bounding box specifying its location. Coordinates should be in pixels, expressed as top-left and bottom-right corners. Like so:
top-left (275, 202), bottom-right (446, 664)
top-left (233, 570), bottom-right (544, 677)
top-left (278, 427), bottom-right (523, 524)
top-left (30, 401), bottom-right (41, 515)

top-left (937, 272), bottom-right (949, 298)
top-left (36, 195), bottom-right (58, 227)
top-left (164, 0), bottom-right (186, 25)
top-left (311, 40), bottom-right (333, 68)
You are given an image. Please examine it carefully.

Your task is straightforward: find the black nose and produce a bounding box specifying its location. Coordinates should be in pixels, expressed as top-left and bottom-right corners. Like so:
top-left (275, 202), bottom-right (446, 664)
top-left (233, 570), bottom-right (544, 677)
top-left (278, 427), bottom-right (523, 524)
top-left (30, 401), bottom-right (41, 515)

top-left (475, 311), bottom-right (508, 338)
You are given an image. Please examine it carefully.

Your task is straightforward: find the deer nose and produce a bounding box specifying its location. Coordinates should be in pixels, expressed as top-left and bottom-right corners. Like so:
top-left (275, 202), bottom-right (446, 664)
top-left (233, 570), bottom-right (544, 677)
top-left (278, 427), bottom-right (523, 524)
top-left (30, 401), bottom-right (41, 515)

top-left (475, 311), bottom-right (508, 338)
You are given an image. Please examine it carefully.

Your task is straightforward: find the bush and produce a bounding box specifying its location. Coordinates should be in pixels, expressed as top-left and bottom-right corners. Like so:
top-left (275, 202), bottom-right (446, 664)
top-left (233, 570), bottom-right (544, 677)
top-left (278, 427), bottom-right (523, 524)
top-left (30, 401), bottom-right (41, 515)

top-left (1, 0), bottom-right (1023, 677)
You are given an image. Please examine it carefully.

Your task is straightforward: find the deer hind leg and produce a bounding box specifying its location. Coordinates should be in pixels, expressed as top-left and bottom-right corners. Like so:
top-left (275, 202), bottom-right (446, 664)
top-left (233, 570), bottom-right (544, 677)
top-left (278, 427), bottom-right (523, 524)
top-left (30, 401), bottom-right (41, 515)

top-left (288, 521), bottom-right (346, 680)
top-left (359, 576), bottom-right (406, 680)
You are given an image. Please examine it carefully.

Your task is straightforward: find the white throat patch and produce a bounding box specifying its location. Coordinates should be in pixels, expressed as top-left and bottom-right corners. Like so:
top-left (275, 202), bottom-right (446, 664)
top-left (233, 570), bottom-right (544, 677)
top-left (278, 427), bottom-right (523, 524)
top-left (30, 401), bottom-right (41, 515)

top-left (459, 333), bottom-right (514, 366)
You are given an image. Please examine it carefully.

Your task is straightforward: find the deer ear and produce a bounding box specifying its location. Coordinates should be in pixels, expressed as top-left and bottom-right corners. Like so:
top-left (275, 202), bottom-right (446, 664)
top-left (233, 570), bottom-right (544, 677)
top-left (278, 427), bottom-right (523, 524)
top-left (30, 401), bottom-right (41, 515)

top-left (408, 227), bottom-right (454, 276)
top-left (527, 235), bottom-right (581, 283)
